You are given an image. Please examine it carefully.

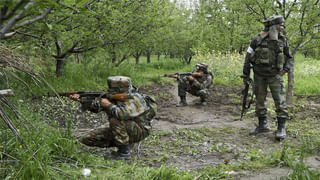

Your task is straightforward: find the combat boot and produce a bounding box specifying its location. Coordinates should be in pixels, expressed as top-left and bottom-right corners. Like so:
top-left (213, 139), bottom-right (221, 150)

top-left (275, 118), bottom-right (286, 140)
top-left (200, 98), bottom-right (208, 106)
top-left (249, 117), bottom-right (270, 135)
top-left (176, 96), bottom-right (187, 107)
top-left (196, 97), bottom-right (207, 105)
top-left (112, 145), bottom-right (131, 161)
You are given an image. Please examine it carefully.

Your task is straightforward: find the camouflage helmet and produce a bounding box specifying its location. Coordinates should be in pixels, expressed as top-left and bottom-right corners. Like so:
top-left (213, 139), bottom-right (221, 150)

top-left (263, 15), bottom-right (285, 27)
top-left (107, 76), bottom-right (132, 94)
top-left (196, 62), bottom-right (209, 72)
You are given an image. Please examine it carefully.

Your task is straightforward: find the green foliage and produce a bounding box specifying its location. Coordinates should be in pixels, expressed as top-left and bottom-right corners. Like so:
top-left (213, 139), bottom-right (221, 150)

top-left (293, 54), bottom-right (320, 95)
top-left (193, 50), bottom-right (244, 86)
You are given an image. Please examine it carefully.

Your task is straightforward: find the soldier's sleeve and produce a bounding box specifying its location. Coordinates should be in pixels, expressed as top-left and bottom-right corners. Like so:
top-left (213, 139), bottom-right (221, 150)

top-left (283, 40), bottom-right (293, 72)
top-left (191, 78), bottom-right (203, 89)
top-left (105, 95), bottom-right (148, 120)
top-left (203, 74), bottom-right (213, 88)
top-left (242, 37), bottom-right (258, 78)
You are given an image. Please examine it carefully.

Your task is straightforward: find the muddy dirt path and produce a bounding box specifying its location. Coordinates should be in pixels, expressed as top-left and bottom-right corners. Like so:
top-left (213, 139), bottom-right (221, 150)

top-left (152, 83), bottom-right (251, 131)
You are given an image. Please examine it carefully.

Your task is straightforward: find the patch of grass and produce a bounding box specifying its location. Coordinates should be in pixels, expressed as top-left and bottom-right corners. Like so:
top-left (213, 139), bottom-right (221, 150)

top-left (294, 54), bottom-right (320, 95)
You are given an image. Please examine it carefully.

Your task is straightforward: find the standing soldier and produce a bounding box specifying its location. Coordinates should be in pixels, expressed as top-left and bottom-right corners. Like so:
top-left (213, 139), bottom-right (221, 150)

top-left (68, 76), bottom-right (156, 160)
top-left (242, 15), bottom-right (293, 140)
top-left (176, 62), bottom-right (214, 106)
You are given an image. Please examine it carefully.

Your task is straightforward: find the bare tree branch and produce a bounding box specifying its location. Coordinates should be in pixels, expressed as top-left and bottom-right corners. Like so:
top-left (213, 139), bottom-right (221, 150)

top-left (0, 0), bottom-right (29, 23)
top-left (0, 89), bottom-right (14, 96)
top-left (292, 33), bottom-right (316, 54)
top-left (15, 7), bottom-right (53, 28)
top-left (15, 30), bottom-right (42, 39)
top-left (0, 1), bottom-right (34, 39)
top-left (245, 3), bottom-right (261, 17)
top-left (285, 0), bottom-right (297, 20)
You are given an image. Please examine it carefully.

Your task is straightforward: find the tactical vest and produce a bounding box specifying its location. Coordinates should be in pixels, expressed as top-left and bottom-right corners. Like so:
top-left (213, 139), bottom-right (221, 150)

top-left (251, 36), bottom-right (285, 70)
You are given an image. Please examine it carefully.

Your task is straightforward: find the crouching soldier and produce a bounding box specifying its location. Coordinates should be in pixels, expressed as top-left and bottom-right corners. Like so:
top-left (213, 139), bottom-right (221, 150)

top-left (68, 76), bottom-right (156, 160)
top-left (176, 62), bottom-right (214, 106)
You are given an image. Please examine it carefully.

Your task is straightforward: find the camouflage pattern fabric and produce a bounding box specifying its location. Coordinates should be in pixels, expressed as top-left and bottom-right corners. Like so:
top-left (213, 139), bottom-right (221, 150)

top-left (254, 74), bottom-right (288, 119)
top-left (80, 117), bottom-right (150, 147)
top-left (243, 32), bottom-right (292, 121)
top-left (178, 72), bottom-right (213, 100)
top-left (80, 92), bottom-right (151, 147)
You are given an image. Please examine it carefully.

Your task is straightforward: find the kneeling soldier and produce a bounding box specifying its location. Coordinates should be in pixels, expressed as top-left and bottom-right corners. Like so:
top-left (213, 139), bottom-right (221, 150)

top-left (176, 62), bottom-right (214, 106)
top-left (69, 76), bottom-right (154, 160)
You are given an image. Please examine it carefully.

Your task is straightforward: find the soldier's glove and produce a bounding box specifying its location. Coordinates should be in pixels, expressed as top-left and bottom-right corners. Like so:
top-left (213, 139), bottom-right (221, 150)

top-left (100, 98), bottom-right (112, 108)
top-left (186, 75), bottom-right (195, 82)
top-left (68, 93), bottom-right (81, 102)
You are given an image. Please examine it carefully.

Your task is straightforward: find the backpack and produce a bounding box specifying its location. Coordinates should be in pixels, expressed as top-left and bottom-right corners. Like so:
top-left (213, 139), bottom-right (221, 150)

top-left (143, 94), bottom-right (158, 121)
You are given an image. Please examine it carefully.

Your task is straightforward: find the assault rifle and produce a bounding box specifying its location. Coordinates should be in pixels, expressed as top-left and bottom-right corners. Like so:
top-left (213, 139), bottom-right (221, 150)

top-left (240, 76), bottom-right (254, 121)
top-left (161, 72), bottom-right (203, 79)
top-left (48, 91), bottom-right (129, 101)
top-left (47, 91), bottom-right (131, 111)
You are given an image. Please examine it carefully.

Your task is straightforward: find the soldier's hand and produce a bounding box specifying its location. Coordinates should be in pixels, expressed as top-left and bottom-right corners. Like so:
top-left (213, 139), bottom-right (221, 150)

top-left (242, 78), bottom-right (249, 85)
top-left (100, 98), bottom-right (112, 108)
top-left (187, 75), bottom-right (195, 82)
top-left (171, 74), bottom-right (179, 79)
top-left (68, 93), bottom-right (81, 101)
top-left (279, 69), bottom-right (287, 76)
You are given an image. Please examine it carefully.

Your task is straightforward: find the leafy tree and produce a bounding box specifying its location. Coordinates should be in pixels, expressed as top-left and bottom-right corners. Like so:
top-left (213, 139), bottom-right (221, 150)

top-left (0, 0), bottom-right (55, 40)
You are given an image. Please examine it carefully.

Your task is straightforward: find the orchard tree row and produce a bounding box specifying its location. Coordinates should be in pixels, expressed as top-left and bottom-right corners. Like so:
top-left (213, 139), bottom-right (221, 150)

top-left (1, 0), bottom-right (319, 77)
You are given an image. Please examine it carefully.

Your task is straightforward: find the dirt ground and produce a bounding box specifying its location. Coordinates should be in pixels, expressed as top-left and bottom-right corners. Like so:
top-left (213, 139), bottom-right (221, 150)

top-left (33, 82), bottom-right (320, 179)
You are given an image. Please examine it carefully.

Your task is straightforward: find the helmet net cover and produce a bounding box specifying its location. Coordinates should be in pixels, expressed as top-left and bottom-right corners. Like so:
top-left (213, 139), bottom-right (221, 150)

top-left (107, 76), bottom-right (132, 93)
top-left (196, 62), bottom-right (209, 71)
top-left (263, 15), bottom-right (284, 27)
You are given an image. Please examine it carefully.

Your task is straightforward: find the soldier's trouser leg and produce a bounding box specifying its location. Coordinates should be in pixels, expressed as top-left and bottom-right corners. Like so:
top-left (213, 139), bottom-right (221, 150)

top-left (250, 74), bottom-right (270, 135)
top-left (110, 118), bottom-right (150, 160)
top-left (109, 118), bottom-right (150, 146)
top-left (254, 74), bottom-right (268, 119)
top-left (177, 79), bottom-right (189, 106)
top-left (178, 78), bottom-right (189, 97)
top-left (269, 75), bottom-right (288, 140)
top-left (196, 89), bottom-right (209, 105)
top-left (80, 126), bottom-right (114, 148)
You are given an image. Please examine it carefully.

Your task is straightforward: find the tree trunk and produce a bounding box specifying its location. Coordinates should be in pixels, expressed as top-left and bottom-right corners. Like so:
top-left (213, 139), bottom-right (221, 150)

top-left (286, 61), bottom-right (294, 105)
top-left (75, 54), bottom-right (80, 63)
top-left (157, 53), bottom-right (161, 61)
top-left (135, 52), bottom-right (141, 64)
top-left (188, 56), bottom-right (192, 64)
top-left (170, 53), bottom-right (174, 58)
top-left (146, 51), bottom-right (151, 64)
top-left (56, 58), bottom-right (65, 77)
top-left (111, 44), bottom-right (116, 63)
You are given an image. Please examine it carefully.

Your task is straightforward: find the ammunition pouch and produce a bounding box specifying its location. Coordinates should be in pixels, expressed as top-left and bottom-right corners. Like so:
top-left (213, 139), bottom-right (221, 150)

top-left (251, 38), bottom-right (285, 70)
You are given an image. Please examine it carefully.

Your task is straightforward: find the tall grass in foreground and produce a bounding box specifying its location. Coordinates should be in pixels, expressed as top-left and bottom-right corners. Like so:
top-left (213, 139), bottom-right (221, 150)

top-left (293, 54), bottom-right (320, 95)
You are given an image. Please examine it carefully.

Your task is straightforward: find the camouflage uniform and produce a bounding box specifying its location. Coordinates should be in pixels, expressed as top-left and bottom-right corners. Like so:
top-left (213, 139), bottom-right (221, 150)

top-left (77, 76), bottom-right (153, 160)
top-left (178, 72), bottom-right (213, 100)
top-left (242, 16), bottom-right (293, 139)
top-left (177, 63), bottom-right (213, 105)
top-left (80, 92), bottom-right (151, 148)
